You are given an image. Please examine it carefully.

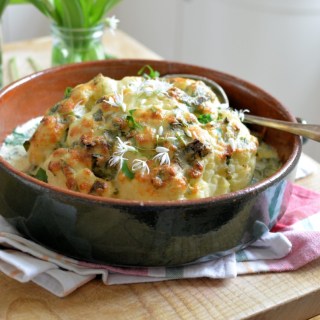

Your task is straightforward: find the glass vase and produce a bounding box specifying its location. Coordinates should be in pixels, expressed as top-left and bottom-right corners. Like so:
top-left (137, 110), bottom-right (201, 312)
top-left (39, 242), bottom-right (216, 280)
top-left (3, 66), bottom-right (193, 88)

top-left (51, 23), bottom-right (106, 66)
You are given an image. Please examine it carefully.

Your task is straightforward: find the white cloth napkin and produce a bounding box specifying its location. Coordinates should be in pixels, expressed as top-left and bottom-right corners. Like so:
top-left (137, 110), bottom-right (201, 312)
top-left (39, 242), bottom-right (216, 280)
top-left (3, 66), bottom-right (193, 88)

top-left (0, 215), bottom-right (291, 296)
top-left (295, 153), bottom-right (318, 180)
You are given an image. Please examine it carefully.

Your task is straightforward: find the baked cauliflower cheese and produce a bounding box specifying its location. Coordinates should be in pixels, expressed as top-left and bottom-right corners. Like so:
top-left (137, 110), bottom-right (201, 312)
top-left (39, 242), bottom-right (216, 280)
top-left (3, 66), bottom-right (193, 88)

top-left (24, 73), bottom-right (260, 201)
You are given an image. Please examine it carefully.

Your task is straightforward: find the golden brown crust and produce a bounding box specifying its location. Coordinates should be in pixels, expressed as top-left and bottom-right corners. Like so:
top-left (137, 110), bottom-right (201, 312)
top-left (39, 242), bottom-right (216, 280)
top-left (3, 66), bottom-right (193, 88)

top-left (26, 74), bottom-right (259, 200)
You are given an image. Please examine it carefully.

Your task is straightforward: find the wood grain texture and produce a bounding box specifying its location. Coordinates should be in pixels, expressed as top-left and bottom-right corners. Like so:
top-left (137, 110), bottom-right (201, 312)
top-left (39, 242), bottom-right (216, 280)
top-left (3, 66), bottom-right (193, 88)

top-left (1, 259), bottom-right (320, 320)
top-left (1, 34), bottom-right (320, 320)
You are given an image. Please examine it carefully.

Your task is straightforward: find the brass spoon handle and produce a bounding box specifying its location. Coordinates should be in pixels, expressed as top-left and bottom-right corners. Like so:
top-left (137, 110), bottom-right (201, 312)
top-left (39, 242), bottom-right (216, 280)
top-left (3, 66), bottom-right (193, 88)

top-left (244, 115), bottom-right (320, 142)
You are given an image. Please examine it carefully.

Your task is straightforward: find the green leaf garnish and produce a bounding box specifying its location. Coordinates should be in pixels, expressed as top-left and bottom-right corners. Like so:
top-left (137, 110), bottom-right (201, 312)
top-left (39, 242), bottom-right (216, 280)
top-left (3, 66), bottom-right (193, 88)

top-left (126, 109), bottom-right (143, 129)
top-left (197, 114), bottom-right (213, 124)
top-left (34, 168), bottom-right (48, 183)
top-left (23, 140), bottom-right (30, 152)
top-left (217, 112), bottom-right (223, 121)
top-left (64, 87), bottom-right (73, 99)
top-left (48, 103), bottom-right (61, 115)
top-left (137, 65), bottom-right (160, 79)
top-left (121, 160), bottom-right (135, 180)
top-left (4, 0), bottom-right (122, 28)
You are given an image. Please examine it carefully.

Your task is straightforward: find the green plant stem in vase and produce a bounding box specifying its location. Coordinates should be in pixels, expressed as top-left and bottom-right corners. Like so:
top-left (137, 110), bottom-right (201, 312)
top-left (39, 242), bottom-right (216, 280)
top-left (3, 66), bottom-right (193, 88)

top-left (50, 0), bottom-right (122, 65)
top-left (6, 0), bottom-right (122, 66)
top-left (51, 23), bottom-right (106, 66)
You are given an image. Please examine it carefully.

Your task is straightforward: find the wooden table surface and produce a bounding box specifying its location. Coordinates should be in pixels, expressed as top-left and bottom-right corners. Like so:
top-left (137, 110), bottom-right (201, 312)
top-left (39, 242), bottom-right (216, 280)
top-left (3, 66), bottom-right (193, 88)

top-left (1, 30), bottom-right (320, 320)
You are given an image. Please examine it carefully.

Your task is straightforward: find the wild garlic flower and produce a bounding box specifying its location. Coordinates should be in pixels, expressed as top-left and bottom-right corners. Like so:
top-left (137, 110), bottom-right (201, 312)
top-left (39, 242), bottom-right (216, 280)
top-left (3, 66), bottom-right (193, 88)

top-left (234, 109), bottom-right (249, 122)
top-left (105, 15), bottom-right (119, 35)
top-left (153, 146), bottom-right (170, 166)
top-left (132, 159), bottom-right (150, 175)
top-left (128, 78), bottom-right (144, 94)
top-left (141, 79), bottom-right (173, 97)
top-left (153, 80), bottom-right (173, 96)
top-left (166, 136), bottom-right (178, 142)
top-left (113, 137), bottom-right (137, 156)
top-left (109, 137), bottom-right (137, 169)
top-left (108, 154), bottom-right (127, 169)
top-left (156, 125), bottom-right (163, 142)
top-left (107, 91), bottom-right (126, 112)
top-left (194, 84), bottom-right (208, 97)
top-left (158, 125), bottom-right (164, 136)
top-left (73, 101), bottom-right (86, 118)
top-left (156, 125), bottom-right (177, 143)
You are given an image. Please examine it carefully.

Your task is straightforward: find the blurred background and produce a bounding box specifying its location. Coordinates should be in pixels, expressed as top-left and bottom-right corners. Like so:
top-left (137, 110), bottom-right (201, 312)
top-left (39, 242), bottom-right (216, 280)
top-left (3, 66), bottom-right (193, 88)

top-left (2, 0), bottom-right (320, 161)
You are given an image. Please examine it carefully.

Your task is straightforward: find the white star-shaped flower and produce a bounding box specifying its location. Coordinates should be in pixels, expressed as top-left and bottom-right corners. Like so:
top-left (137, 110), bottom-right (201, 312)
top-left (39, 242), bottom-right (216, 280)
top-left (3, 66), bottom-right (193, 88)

top-left (108, 154), bottom-right (127, 169)
top-left (153, 146), bottom-right (170, 166)
top-left (234, 109), bottom-right (249, 122)
top-left (107, 91), bottom-right (126, 112)
top-left (132, 159), bottom-right (150, 175)
top-left (109, 137), bottom-right (137, 169)
top-left (105, 15), bottom-right (119, 35)
top-left (128, 78), bottom-right (144, 94)
top-left (73, 101), bottom-right (86, 118)
top-left (156, 125), bottom-right (177, 143)
top-left (113, 137), bottom-right (137, 156)
top-left (141, 79), bottom-right (173, 97)
top-left (158, 125), bottom-right (164, 136)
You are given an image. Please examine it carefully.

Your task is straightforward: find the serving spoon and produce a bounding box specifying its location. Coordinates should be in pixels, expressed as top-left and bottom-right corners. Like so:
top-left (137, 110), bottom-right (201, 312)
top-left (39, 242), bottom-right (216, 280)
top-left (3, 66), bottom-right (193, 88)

top-left (163, 74), bottom-right (320, 142)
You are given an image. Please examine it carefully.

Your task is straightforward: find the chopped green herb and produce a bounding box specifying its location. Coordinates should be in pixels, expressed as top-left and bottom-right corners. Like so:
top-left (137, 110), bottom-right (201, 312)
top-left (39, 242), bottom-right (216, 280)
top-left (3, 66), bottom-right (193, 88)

top-left (49, 103), bottom-right (61, 115)
top-left (34, 167), bottom-right (48, 183)
top-left (93, 109), bottom-right (103, 121)
top-left (127, 109), bottom-right (143, 129)
top-left (23, 140), bottom-right (30, 152)
top-left (217, 112), bottom-right (223, 121)
top-left (121, 160), bottom-right (135, 179)
top-left (137, 65), bottom-right (160, 79)
top-left (64, 87), bottom-right (73, 99)
top-left (197, 114), bottom-right (213, 124)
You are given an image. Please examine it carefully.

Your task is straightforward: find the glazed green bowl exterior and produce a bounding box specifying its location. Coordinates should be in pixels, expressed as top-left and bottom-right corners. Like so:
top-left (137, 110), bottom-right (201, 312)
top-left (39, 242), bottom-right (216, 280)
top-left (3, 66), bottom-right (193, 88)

top-left (0, 60), bottom-right (301, 266)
